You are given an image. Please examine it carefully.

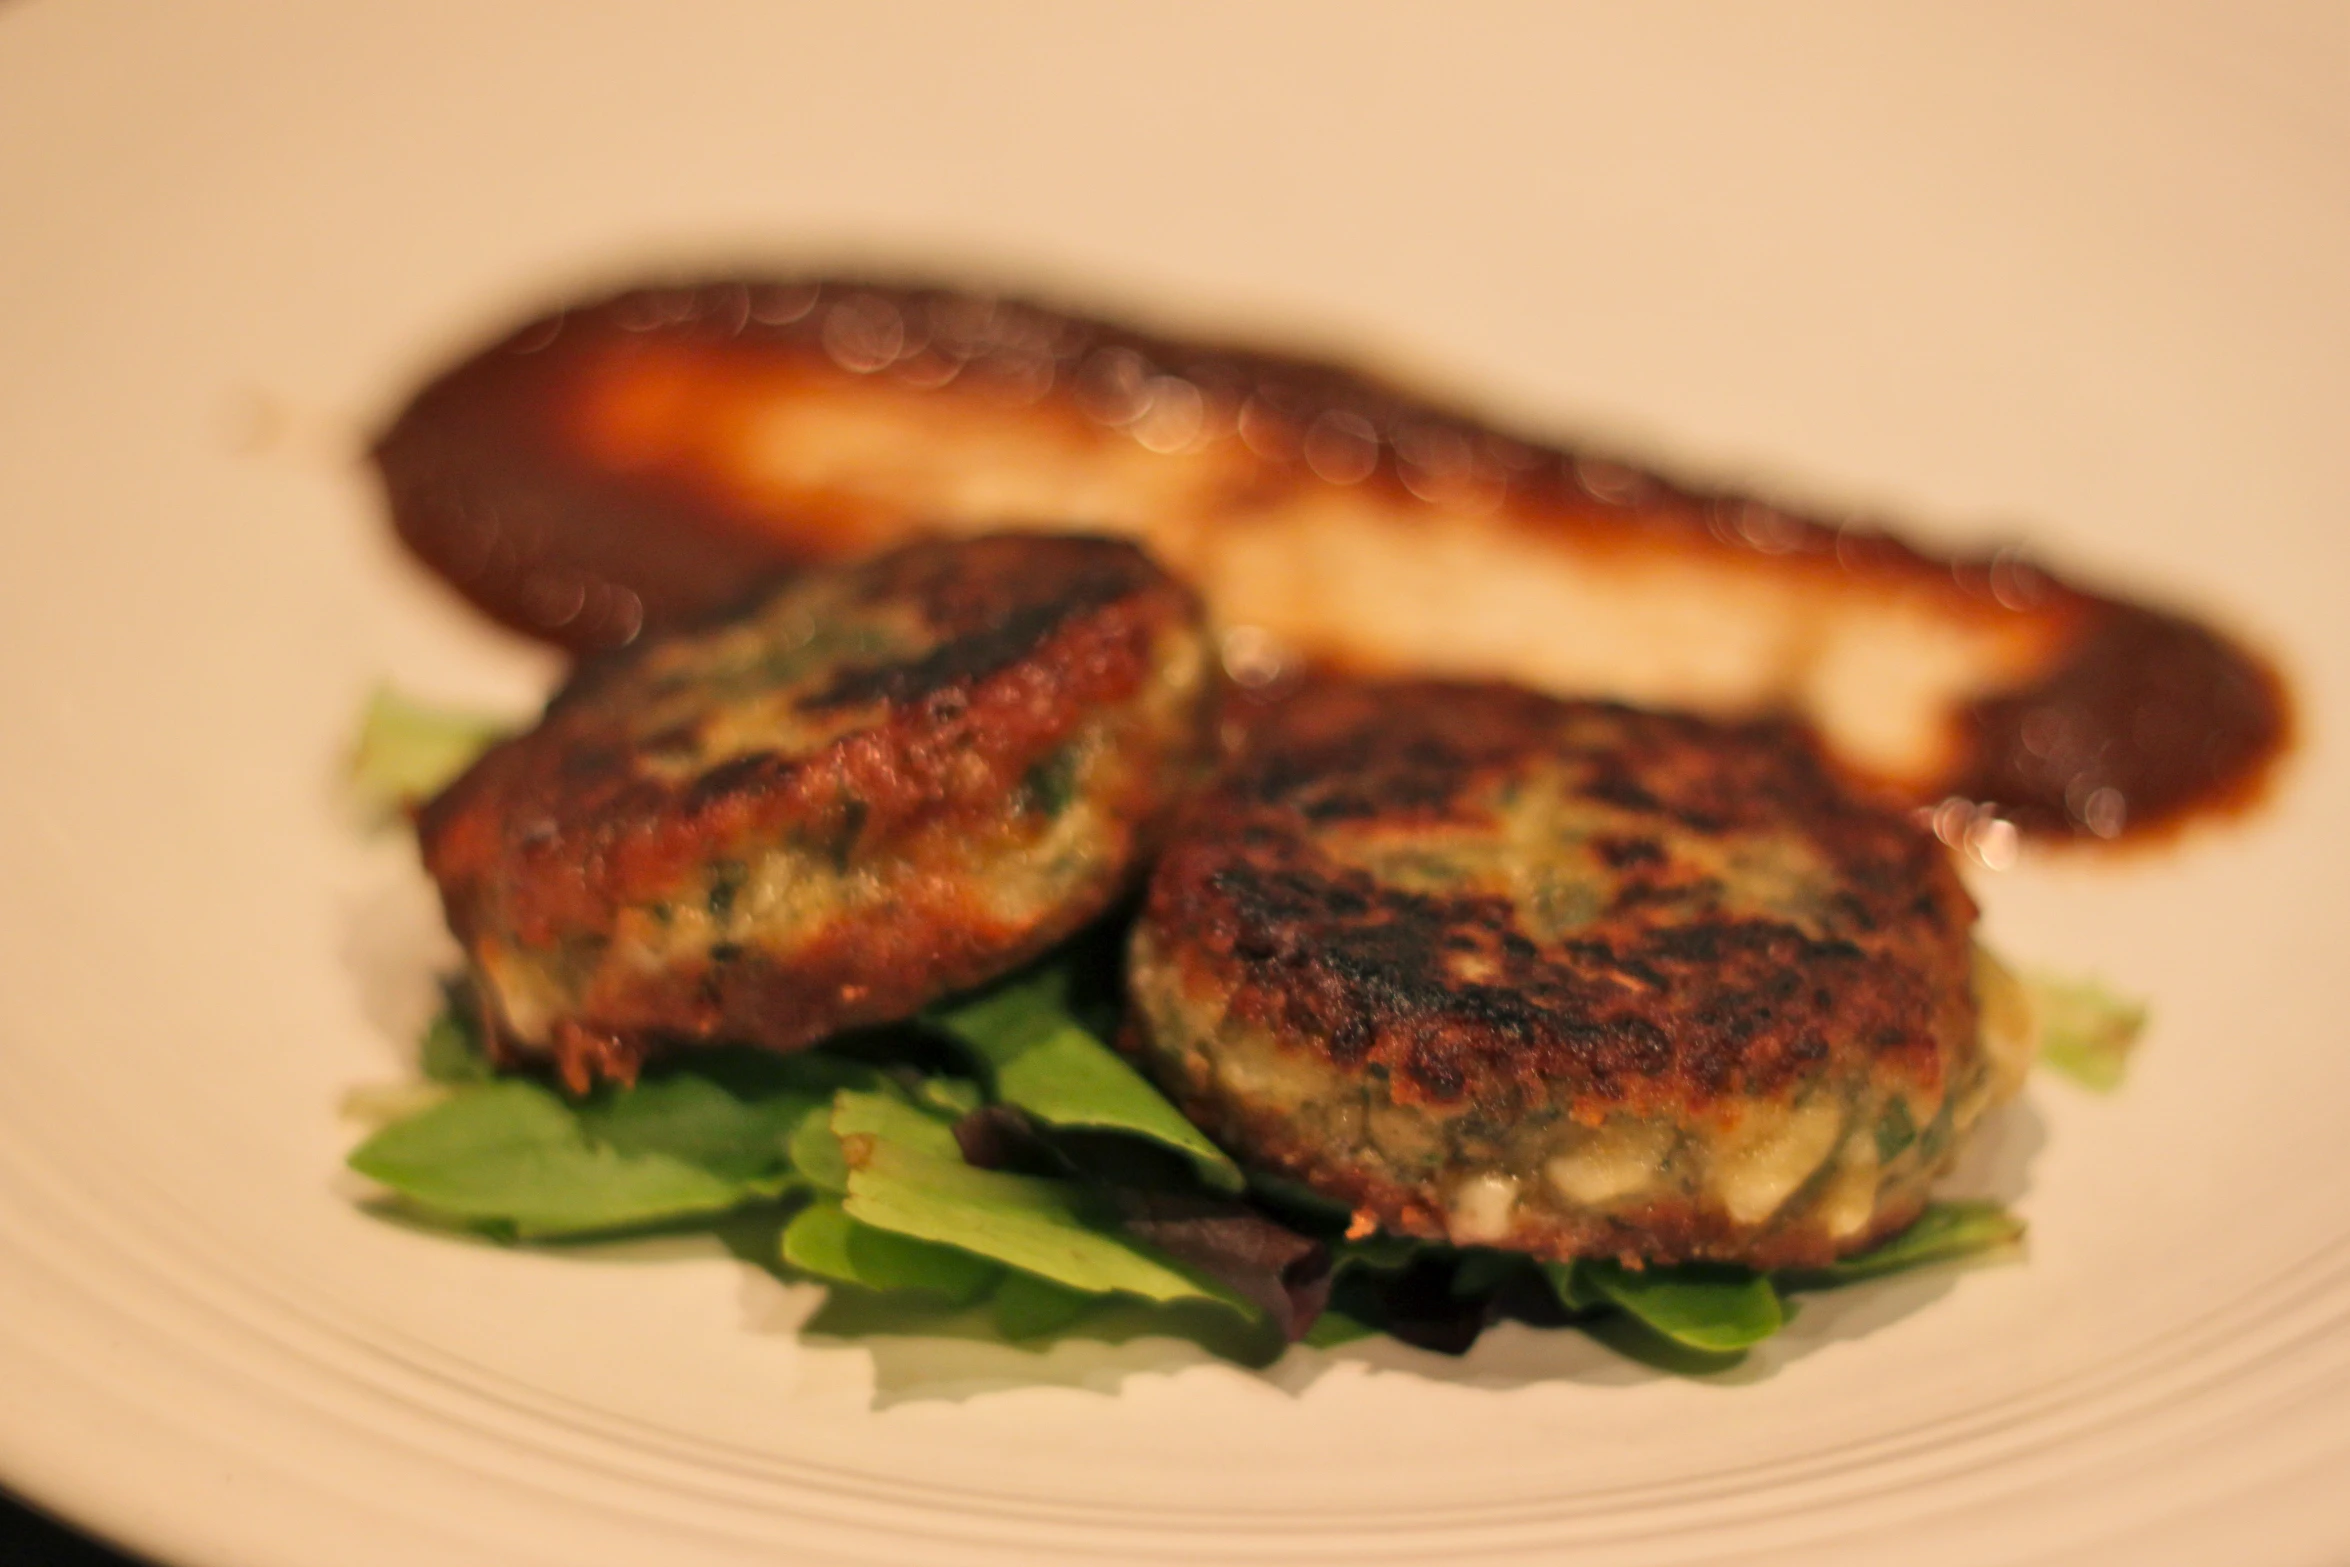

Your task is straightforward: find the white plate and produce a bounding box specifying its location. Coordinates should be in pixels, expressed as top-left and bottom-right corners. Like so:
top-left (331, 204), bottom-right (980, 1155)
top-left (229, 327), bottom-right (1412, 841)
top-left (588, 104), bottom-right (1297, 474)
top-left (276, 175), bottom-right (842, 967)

top-left (2, 5), bottom-right (2345, 1564)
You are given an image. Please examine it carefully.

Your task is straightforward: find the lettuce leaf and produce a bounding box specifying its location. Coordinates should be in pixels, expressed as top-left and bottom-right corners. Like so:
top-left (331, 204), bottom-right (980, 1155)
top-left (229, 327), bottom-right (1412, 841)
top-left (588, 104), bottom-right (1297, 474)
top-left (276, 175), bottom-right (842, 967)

top-left (932, 965), bottom-right (1245, 1192)
top-left (990, 1272), bottom-right (1100, 1340)
top-left (418, 985), bottom-right (494, 1083)
top-left (1323, 1235), bottom-right (1493, 1355)
top-left (348, 686), bottom-right (510, 816)
top-left (350, 1007), bottom-right (845, 1235)
top-left (1314, 1195), bottom-right (2024, 1363)
top-left (789, 1107), bottom-right (853, 1194)
top-left (577, 1064), bottom-right (821, 1185)
top-left (2030, 972), bottom-right (2148, 1091)
top-left (1540, 1260), bottom-right (1602, 1314)
top-left (1572, 1261), bottom-right (1785, 1353)
top-left (1299, 1310), bottom-right (1379, 1349)
top-left (1112, 1189), bottom-right (1331, 1341)
top-left (1781, 1199), bottom-right (2025, 1287)
top-left (349, 1079), bottom-right (754, 1238)
top-left (841, 1136), bottom-right (1239, 1310)
top-left (782, 1198), bottom-right (1001, 1306)
top-left (830, 1086), bottom-right (969, 1160)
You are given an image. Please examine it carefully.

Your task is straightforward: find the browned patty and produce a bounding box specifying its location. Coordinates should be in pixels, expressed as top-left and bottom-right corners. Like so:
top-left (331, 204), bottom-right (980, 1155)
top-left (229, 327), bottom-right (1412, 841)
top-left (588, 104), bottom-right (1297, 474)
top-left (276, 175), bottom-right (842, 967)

top-left (420, 533), bottom-right (1215, 1089)
top-left (1129, 679), bottom-right (2026, 1269)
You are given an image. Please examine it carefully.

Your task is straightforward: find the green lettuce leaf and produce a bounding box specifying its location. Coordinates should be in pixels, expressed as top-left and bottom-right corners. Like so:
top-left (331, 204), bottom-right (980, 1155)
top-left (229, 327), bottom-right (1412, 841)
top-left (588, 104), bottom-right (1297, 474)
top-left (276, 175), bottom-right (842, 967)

top-left (841, 1136), bottom-right (1239, 1310)
top-left (1782, 1200), bottom-right (2026, 1287)
top-left (1535, 1199), bottom-right (2023, 1355)
top-left (418, 987), bottom-right (494, 1084)
top-left (911, 1074), bottom-right (985, 1119)
top-left (789, 1108), bottom-right (853, 1194)
top-left (578, 1064), bottom-right (819, 1187)
top-left (932, 966), bottom-right (1245, 1192)
top-left (1333, 1233), bottom-right (1428, 1274)
top-left (1299, 1310), bottom-right (1379, 1349)
top-left (348, 686), bottom-right (511, 815)
top-left (1247, 1170), bottom-right (1355, 1233)
top-left (1573, 1260), bottom-right (1786, 1353)
top-left (351, 1018), bottom-right (862, 1233)
top-left (831, 1085), bottom-right (966, 1147)
top-left (989, 1271), bottom-right (1100, 1340)
top-left (1319, 1234), bottom-right (1492, 1355)
top-left (782, 1198), bottom-right (1001, 1306)
top-left (2030, 972), bottom-right (2148, 1091)
top-left (1448, 1247), bottom-right (1537, 1303)
top-left (1541, 1260), bottom-right (1602, 1314)
top-left (349, 1079), bottom-right (751, 1238)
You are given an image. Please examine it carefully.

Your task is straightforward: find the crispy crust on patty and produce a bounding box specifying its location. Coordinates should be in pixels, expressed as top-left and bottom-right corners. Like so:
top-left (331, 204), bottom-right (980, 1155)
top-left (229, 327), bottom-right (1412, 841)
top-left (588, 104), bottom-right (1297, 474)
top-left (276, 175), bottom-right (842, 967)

top-left (1129, 679), bottom-right (1993, 1267)
top-left (420, 533), bottom-right (1212, 1087)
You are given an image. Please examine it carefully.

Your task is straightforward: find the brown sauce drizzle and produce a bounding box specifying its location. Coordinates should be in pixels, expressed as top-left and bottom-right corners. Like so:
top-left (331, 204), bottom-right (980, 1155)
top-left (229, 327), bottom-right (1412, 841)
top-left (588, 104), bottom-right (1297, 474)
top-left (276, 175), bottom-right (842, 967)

top-left (372, 278), bottom-right (2291, 846)
top-left (1946, 601), bottom-right (2288, 842)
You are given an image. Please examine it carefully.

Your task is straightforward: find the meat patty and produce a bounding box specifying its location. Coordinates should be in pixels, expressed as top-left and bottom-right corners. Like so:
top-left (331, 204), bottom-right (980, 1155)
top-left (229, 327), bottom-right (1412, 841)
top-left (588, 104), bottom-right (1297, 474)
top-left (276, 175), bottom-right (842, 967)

top-left (420, 533), bottom-right (1215, 1089)
top-left (1128, 680), bottom-right (2034, 1269)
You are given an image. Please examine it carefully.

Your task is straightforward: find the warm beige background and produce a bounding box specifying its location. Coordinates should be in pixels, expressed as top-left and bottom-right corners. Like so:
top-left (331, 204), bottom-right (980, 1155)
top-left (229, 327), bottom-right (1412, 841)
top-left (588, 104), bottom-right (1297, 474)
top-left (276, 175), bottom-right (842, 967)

top-left (1, 5), bottom-right (2344, 1566)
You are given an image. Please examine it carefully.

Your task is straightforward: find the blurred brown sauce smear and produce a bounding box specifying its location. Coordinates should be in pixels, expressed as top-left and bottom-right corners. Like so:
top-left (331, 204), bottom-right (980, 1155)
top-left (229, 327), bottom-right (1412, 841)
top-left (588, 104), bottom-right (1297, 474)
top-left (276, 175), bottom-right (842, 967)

top-left (373, 279), bottom-right (2291, 849)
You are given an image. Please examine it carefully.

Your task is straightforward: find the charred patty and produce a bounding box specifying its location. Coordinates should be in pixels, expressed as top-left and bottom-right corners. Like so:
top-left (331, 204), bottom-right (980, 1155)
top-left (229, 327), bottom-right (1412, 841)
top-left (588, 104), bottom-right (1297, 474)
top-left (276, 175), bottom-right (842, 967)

top-left (421, 533), bottom-right (1214, 1089)
top-left (1128, 680), bottom-right (2033, 1269)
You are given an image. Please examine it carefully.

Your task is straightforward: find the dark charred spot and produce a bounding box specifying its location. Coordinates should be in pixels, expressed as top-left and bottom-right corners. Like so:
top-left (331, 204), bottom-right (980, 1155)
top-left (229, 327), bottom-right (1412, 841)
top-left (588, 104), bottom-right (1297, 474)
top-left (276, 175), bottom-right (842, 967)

top-left (1018, 746), bottom-right (1082, 819)
top-left (640, 722), bottom-right (702, 759)
top-left (829, 796), bottom-right (868, 870)
top-left (803, 604), bottom-right (1066, 710)
top-left (801, 538), bottom-right (1154, 711)
top-left (686, 750), bottom-right (788, 810)
top-left (558, 743), bottom-right (629, 782)
top-left (1607, 879), bottom-right (1697, 915)
top-left (877, 546), bottom-right (1142, 639)
top-left (706, 860), bottom-right (744, 917)
top-left (1585, 774), bottom-right (1660, 814)
top-left (1830, 889), bottom-right (1879, 933)
top-left (1595, 834), bottom-right (1665, 868)
top-left (1614, 956), bottom-right (1668, 991)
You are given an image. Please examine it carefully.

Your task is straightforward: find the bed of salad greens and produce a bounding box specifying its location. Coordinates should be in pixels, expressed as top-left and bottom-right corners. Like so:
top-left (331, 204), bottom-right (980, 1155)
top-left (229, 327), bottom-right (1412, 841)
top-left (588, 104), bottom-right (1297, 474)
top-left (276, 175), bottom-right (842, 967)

top-left (344, 689), bottom-right (2143, 1373)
